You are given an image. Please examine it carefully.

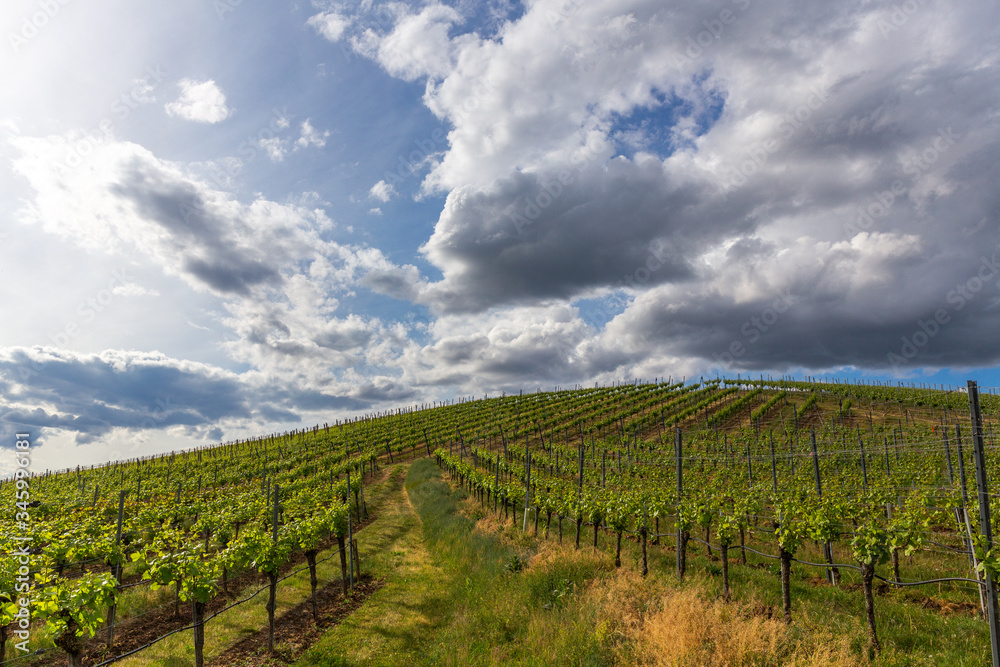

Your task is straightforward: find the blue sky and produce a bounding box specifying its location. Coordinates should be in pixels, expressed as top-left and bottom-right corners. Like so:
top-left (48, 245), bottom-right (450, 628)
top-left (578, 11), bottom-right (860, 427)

top-left (1, 0), bottom-right (999, 474)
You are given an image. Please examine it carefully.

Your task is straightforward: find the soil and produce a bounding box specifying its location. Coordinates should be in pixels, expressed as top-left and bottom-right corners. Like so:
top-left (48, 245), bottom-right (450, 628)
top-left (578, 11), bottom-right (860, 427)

top-left (743, 603), bottom-right (775, 620)
top-left (32, 581), bottom-right (235, 666)
top-left (206, 576), bottom-right (382, 666)
top-left (913, 595), bottom-right (981, 616)
top-left (843, 581), bottom-right (892, 596)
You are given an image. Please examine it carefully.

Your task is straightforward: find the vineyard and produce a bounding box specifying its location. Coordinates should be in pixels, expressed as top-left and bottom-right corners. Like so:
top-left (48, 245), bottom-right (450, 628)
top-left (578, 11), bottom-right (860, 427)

top-left (2, 377), bottom-right (1000, 665)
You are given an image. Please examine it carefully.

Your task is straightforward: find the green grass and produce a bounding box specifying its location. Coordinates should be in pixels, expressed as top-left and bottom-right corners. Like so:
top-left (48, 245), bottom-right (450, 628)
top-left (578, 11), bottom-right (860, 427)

top-left (295, 462), bottom-right (454, 666)
top-left (302, 459), bottom-right (991, 666)
top-left (298, 459), bottom-right (616, 666)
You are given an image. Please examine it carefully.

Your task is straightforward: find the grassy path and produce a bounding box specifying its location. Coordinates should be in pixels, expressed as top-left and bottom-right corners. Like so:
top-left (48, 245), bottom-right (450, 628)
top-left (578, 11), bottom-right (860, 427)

top-left (300, 459), bottom-right (618, 666)
top-left (296, 463), bottom-right (454, 666)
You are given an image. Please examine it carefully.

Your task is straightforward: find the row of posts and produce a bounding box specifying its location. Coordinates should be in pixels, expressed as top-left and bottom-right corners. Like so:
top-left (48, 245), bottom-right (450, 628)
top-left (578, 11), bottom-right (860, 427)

top-left (514, 380), bottom-right (1000, 666)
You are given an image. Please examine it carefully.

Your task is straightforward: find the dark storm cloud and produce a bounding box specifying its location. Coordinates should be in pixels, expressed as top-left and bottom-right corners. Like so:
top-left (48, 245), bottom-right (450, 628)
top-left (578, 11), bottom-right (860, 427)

top-left (405, 0), bottom-right (1000, 375)
top-left (0, 347), bottom-right (426, 447)
top-left (417, 160), bottom-right (740, 312)
top-left (596, 225), bottom-right (1000, 374)
top-left (0, 348), bottom-right (253, 440)
top-left (112, 160), bottom-right (281, 296)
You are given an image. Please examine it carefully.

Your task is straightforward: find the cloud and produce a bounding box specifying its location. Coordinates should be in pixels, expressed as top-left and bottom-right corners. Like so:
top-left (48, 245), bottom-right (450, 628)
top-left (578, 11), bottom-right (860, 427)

top-left (111, 283), bottom-right (160, 297)
top-left (259, 136), bottom-right (288, 162)
top-left (409, 157), bottom-right (711, 312)
top-left (394, 304), bottom-right (592, 391)
top-left (9, 131), bottom-right (423, 384)
top-left (0, 345), bottom-right (418, 474)
top-left (6, 0), bottom-right (1000, 477)
top-left (258, 120), bottom-right (330, 161)
top-left (368, 179), bottom-right (396, 202)
top-left (307, 10), bottom-right (351, 42)
top-left (352, 4), bottom-right (468, 82)
top-left (577, 230), bottom-right (1000, 376)
top-left (12, 132), bottom-right (325, 297)
top-left (296, 119), bottom-right (330, 149)
top-left (334, 0), bottom-right (1000, 374)
top-left (0, 347), bottom-right (253, 441)
top-left (164, 79), bottom-right (232, 124)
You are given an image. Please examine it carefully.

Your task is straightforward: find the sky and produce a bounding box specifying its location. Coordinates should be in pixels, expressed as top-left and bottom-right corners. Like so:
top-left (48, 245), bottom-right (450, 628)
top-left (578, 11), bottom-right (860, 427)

top-left (1, 0), bottom-right (999, 475)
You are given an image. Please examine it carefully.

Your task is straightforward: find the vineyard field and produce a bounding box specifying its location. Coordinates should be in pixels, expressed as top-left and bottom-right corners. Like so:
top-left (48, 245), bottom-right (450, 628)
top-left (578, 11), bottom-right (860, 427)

top-left (2, 377), bottom-right (1000, 665)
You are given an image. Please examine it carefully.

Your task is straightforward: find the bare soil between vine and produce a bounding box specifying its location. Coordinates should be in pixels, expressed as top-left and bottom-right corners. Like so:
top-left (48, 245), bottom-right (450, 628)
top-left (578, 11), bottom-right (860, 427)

top-left (206, 576), bottom-right (382, 666)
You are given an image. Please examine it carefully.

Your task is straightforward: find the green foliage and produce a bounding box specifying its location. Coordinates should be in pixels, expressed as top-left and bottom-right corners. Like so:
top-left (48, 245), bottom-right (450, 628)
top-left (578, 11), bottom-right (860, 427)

top-left (32, 570), bottom-right (117, 640)
top-left (889, 493), bottom-right (933, 557)
top-left (2, 377), bottom-right (994, 665)
top-left (772, 496), bottom-right (809, 554)
top-left (974, 534), bottom-right (1000, 580)
top-left (808, 496), bottom-right (846, 543)
top-left (852, 517), bottom-right (892, 566)
top-left (504, 554), bottom-right (526, 573)
top-left (223, 525), bottom-right (292, 575)
top-left (716, 507), bottom-right (740, 547)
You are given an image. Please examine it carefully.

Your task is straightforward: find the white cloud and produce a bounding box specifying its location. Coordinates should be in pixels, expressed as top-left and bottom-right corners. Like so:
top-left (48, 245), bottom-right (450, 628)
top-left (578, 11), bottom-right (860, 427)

top-left (368, 179), bottom-right (396, 202)
top-left (259, 136), bottom-right (288, 162)
top-left (308, 10), bottom-right (351, 42)
top-left (4, 1), bottom-right (1000, 473)
top-left (393, 304), bottom-right (592, 391)
top-left (164, 79), bottom-right (232, 124)
top-left (257, 120), bottom-right (328, 161)
top-left (339, 0), bottom-right (1000, 375)
top-left (111, 283), bottom-right (160, 297)
top-left (296, 119), bottom-right (330, 149)
top-left (9, 131), bottom-right (419, 384)
top-left (352, 4), bottom-right (468, 82)
top-left (0, 344), bottom-right (418, 474)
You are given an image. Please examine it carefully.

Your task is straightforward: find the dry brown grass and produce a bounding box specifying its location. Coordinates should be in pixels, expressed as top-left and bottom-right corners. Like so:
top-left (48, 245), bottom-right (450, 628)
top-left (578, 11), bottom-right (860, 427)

top-left (581, 570), bottom-right (866, 667)
top-left (472, 504), bottom-right (513, 535)
top-left (527, 538), bottom-right (606, 570)
top-left (456, 485), bottom-right (871, 666)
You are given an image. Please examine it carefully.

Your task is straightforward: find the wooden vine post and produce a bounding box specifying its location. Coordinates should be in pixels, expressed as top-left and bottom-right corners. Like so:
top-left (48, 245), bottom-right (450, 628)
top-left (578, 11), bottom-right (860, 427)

top-left (968, 381), bottom-right (1000, 667)
top-left (675, 427), bottom-right (685, 580)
